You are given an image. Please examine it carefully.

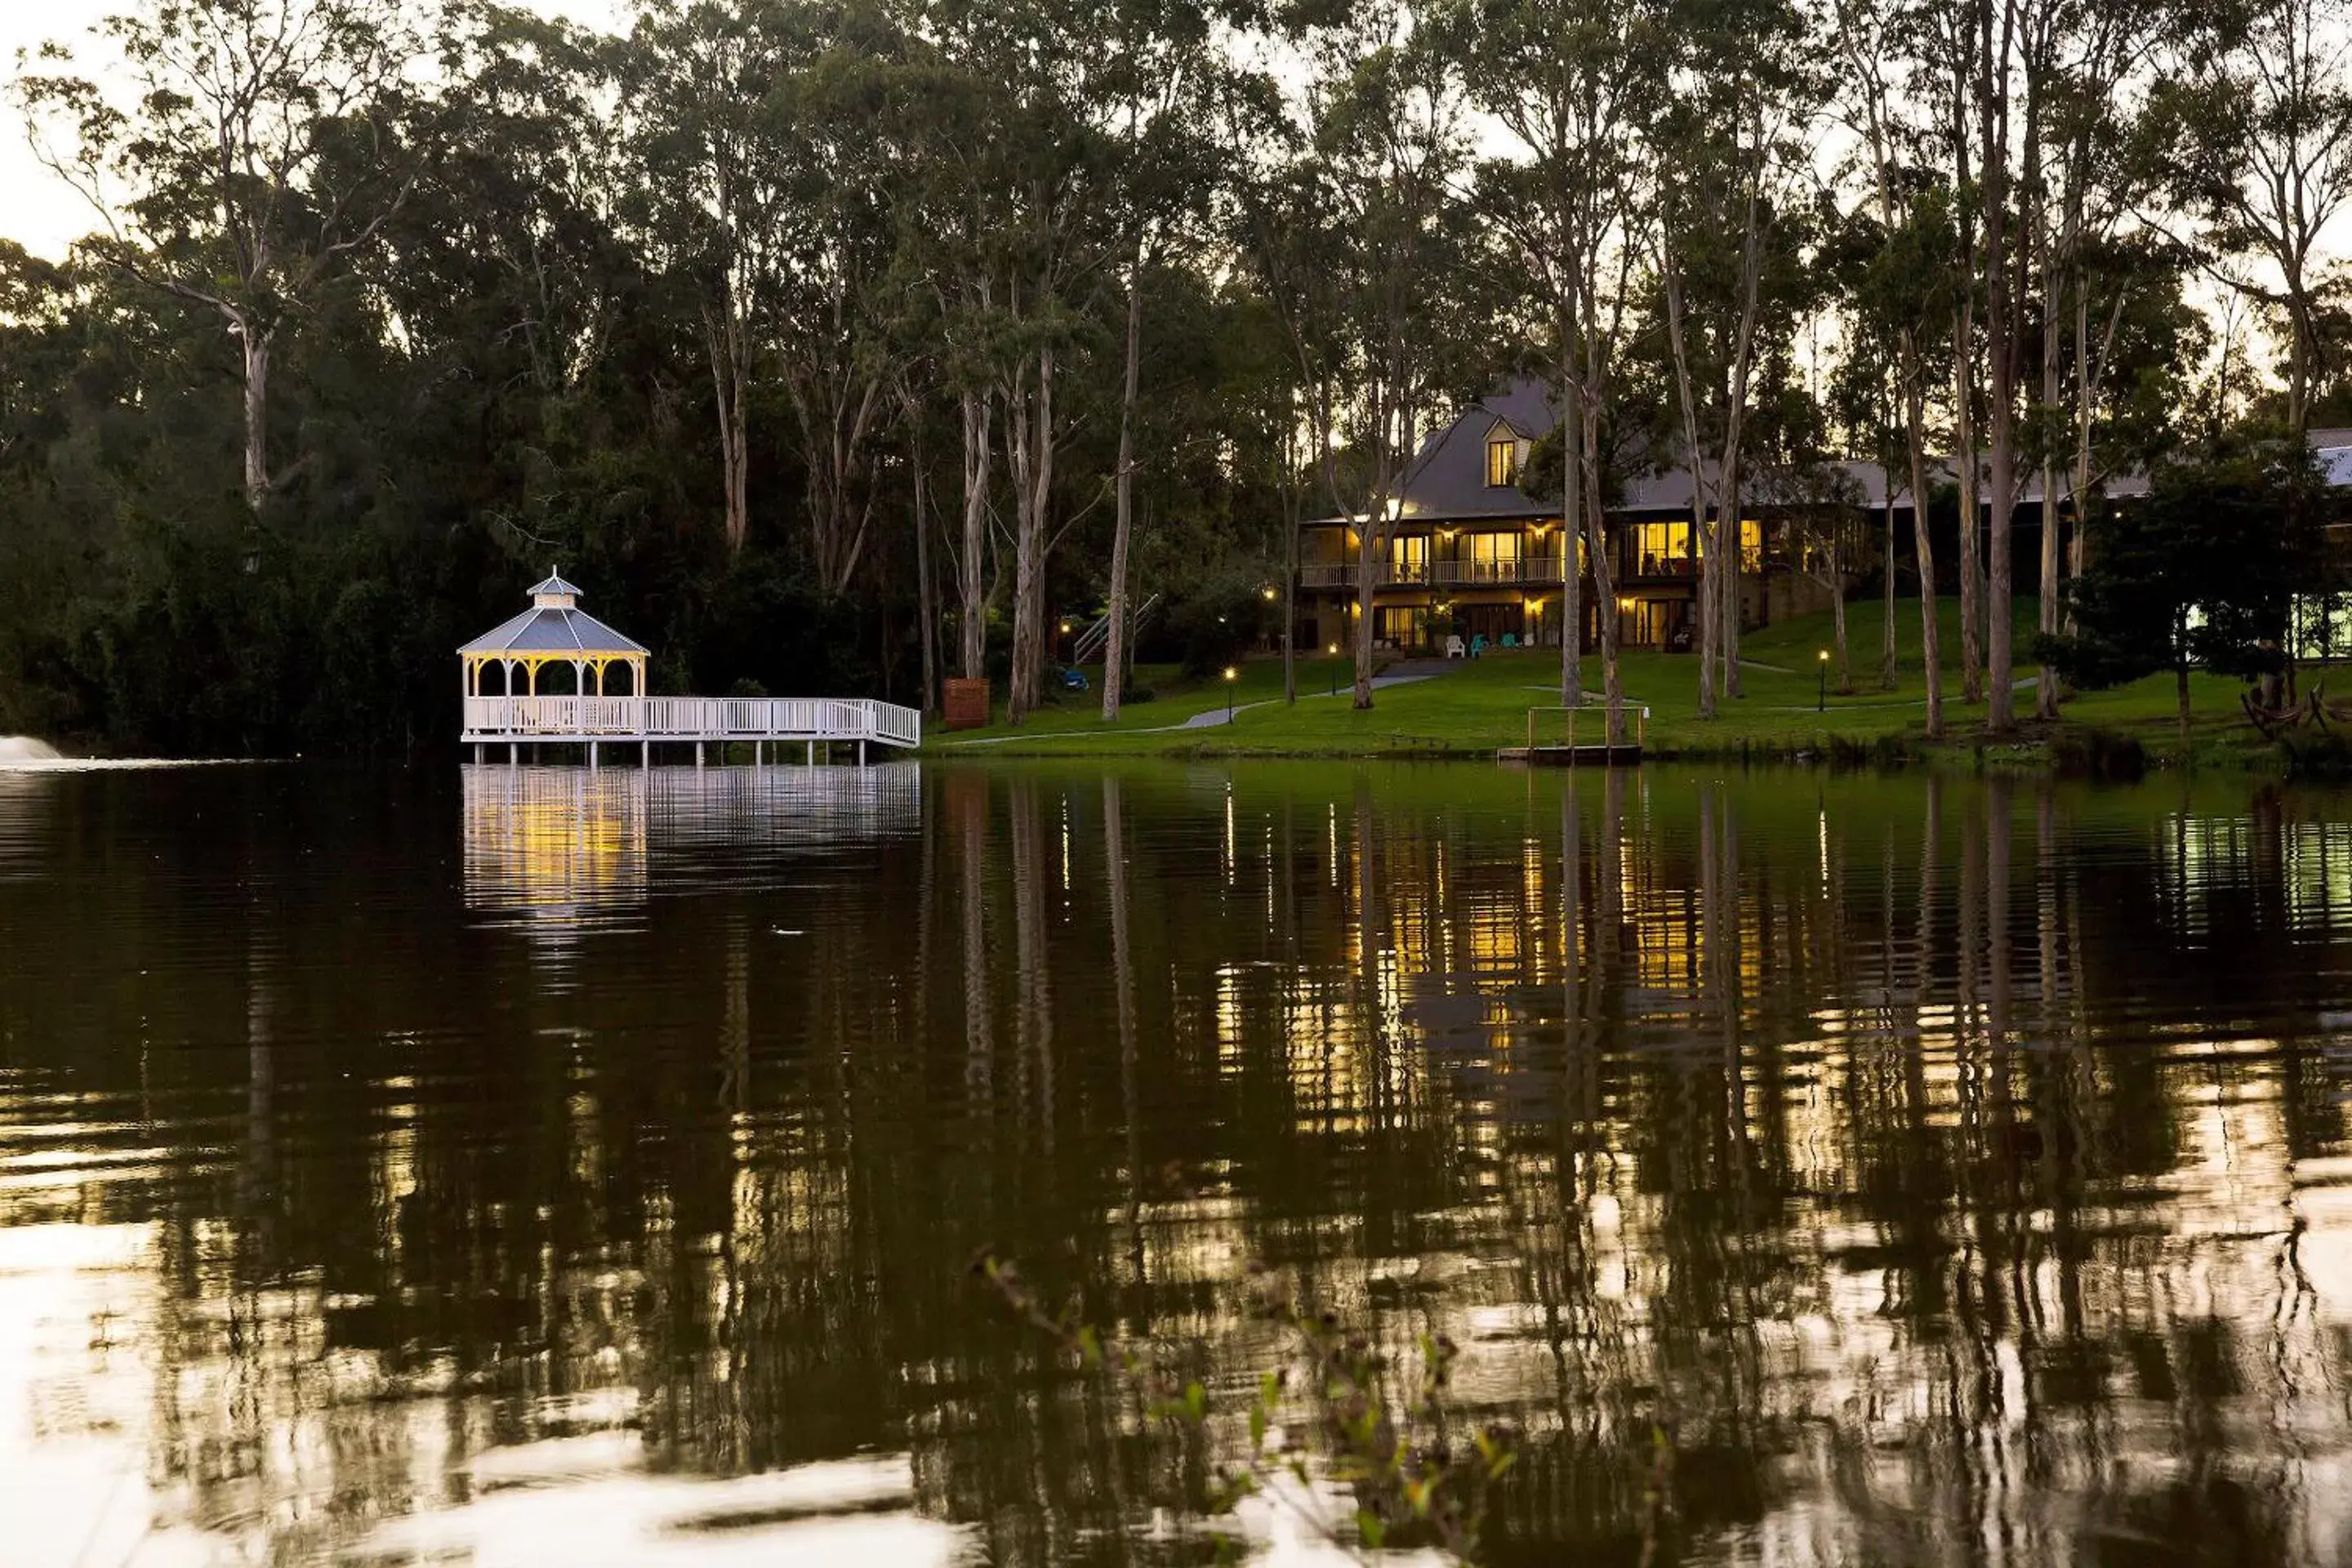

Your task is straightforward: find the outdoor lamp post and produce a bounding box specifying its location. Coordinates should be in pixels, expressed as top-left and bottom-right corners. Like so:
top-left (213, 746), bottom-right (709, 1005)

top-left (1817, 649), bottom-right (1829, 712)
top-left (1224, 665), bottom-right (1239, 723)
top-left (1327, 643), bottom-right (1340, 697)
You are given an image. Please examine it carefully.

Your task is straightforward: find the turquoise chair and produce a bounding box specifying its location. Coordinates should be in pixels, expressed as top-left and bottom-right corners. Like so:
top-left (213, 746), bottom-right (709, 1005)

top-left (1501, 632), bottom-right (1517, 648)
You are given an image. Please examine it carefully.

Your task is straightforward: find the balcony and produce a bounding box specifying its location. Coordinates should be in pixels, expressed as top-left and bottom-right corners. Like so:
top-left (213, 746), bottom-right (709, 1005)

top-left (1297, 555), bottom-right (1567, 590)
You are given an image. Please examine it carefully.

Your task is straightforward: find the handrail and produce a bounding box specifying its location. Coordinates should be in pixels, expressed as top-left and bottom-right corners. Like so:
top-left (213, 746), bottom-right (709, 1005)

top-left (1524, 702), bottom-right (1650, 755)
top-left (461, 695), bottom-right (922, 747)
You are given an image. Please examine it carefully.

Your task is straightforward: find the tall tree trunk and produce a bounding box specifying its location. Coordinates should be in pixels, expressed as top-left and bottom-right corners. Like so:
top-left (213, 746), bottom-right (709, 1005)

top-left (1006, 345), bottom-right (1054, 724)
top-left (1907, 350), bottom-right (1945, 740)
top-left (2175, 653), bottom-right (2191, 751)
top-left (1282, 453), bottom-right (1300, 705)
top-left (1560, 334), bottom-right (1584, 710)
top-left (240, 324), bottom-right (271, 510)
top-left (2037, 212), bottom-right (2062, 721)
top-left (914, 440), bottom-right (938, 715)
top-left (1353, 530), bottom-right (1379, 709)
top-left (1881, 461), bottom-right (1899, 691)
top-left (1980, 0), bottom-right (2018, 737)
top-left (1102, 264), bottom-right (1143, 721)
top-left (2071, 272), bottom-right (2092, 605)
top-left (1952, 55), bottom-right (1984, 706)
top-left (702, 299), bottom-right (750, 555)
top-left (957, 389), bottom-right (991, 682)
top-left (1722, 475), bottom-right (1742, 699)
top-left (1661, 254), bottom-right (1713, 719)
top-left (1587, 404), bottom-right (1627, 745)
top-left (1830, 522), bottom-right (1850, 688)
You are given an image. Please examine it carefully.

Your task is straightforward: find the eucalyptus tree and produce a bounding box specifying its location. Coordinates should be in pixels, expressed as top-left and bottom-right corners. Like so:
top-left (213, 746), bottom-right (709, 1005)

top-left (621, 0), bottom-right (798, 556)
top-left (1455, 0), bottom-right (1661, 735)
top-left (14, 0), bottom-right (433, 514)
top-left (1651, 0), bottom-right (1824, 717)
top-left (769, 0), bottom-right (913, 597)
top-left (1829, 0), bottom-right (1952, 732)
top-left (1098, 0), bottom-right (1224, 722)
top-left (918, 0), bottom-right (1125, 723)
top-left (889, 42), bottom-right (1009, 685)
top-left (2025, 0), bottom-right (2180, 718)
top-left (1235, 0), bottom-right (1479, 711)
top-left (2158, 0), bottom-right (2352, 441)
top-left (1975, 0), bottom-right (2025, 736)
top-left (1914, 0), bottom-right (1989, 705)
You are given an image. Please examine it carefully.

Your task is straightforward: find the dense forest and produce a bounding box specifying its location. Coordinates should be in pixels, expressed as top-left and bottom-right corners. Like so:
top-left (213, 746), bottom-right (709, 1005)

top-left (1, 0), bottom-right (2346, 755)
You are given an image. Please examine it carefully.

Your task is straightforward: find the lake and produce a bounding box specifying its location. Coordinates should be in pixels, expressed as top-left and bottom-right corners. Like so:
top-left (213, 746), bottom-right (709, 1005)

top-left (6, 760), bottom-right (2352, 1566)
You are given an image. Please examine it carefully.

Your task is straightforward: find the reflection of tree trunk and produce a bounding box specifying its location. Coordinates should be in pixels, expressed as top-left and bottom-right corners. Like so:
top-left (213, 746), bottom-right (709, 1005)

top-left (1601, 767), bottom-right (1626, 945)
top-left (1353, 779), bottom-right (1392, 1138)
top-left (1009, 781), bottom-right (1054, 1147)
top-left (1104, 777), bottom-right (1143, 1281)
top-left (957, 776), bottom-right (992, 1106)
top-left (243, 937), bottom-right (274, 1260)
top-left (1985, 777), bottom-right (2016, 1163)
top-left (722, 919), bottom-right (749, 1118)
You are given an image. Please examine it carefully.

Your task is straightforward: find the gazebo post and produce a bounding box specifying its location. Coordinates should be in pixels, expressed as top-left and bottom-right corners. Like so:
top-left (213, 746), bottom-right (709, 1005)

top-left (589, 740), bottom-right (599, 769)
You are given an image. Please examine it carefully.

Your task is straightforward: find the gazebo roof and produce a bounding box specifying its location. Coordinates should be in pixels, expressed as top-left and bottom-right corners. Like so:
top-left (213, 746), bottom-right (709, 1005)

top-left (459, 574), bottom-right (648, 659)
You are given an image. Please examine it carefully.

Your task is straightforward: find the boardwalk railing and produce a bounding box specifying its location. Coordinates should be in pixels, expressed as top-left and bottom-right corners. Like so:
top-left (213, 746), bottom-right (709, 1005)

top-left (462, 695), bottom-right (921, 748)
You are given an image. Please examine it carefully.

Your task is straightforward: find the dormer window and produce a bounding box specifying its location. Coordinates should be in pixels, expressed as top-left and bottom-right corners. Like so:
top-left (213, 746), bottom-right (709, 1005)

top-left (1486, 433), bottom-right (1521, 488)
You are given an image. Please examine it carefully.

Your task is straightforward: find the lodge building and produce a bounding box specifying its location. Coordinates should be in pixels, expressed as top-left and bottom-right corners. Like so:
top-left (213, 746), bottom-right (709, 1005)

top-left (1294, 380), bottom-right (1886, 657)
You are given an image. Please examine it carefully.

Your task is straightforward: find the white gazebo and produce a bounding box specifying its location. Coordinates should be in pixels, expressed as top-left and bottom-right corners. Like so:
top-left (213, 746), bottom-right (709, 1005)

top-left (460, 571), bottom-right (649, 704)
top-left (459, 572), bottom-right (920, 766)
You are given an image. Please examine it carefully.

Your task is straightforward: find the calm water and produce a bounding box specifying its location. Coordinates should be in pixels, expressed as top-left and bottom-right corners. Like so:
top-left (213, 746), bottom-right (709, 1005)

top-left (8, 760), bottom-right (2352, 1567)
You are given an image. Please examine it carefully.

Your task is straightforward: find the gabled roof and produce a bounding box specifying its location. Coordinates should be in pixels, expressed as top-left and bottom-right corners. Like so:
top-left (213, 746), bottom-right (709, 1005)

top-left (1390, 381), bottom-right (1559, 523)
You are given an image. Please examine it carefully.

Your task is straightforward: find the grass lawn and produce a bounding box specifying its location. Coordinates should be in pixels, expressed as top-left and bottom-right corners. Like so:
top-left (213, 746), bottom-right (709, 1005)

top-left (935, 598), bottom-right (2309, 769)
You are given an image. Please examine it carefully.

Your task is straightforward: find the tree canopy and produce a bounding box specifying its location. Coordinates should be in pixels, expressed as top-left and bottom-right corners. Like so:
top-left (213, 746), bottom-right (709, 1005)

top-left (2, 0), bottom-right (2345, 754)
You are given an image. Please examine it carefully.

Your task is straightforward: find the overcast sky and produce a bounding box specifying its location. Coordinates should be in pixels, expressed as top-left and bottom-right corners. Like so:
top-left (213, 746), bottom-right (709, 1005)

top-left (2, 0), bottom-right (621, 261)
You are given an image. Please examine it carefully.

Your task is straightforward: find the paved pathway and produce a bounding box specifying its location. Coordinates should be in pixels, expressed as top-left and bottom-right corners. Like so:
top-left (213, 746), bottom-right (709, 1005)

top-left (946, 669), bottom-right (1441, 746)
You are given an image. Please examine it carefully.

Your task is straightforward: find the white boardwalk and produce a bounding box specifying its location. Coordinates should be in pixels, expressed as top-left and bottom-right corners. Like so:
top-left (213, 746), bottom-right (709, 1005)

top-left (461, 695), bottom-right (920, 749)
top-left (458, 576), bottom-right (920, 762)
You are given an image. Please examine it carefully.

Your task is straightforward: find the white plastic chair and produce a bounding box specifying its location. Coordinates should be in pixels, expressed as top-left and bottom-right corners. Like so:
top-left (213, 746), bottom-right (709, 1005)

top-left (1445, 635), bottom-right (1467, 659)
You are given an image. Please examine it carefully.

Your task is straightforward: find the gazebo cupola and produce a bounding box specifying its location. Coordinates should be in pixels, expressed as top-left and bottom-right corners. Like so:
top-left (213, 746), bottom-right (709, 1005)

top-left (459, 570), bottom-right (650, 698)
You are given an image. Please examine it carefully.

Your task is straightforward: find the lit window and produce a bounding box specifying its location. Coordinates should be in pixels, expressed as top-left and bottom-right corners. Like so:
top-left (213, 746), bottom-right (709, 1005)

top-left (1486, 435), bottom-right (1518, 488)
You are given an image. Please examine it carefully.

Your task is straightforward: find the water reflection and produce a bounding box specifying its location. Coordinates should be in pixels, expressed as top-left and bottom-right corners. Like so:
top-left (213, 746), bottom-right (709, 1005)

top-left (7, 764), bottom-right (2352, 1563)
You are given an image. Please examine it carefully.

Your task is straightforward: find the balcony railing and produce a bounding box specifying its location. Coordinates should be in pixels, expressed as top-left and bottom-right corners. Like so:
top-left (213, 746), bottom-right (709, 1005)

top-left (1297, 555), bottom-right (1568, 590)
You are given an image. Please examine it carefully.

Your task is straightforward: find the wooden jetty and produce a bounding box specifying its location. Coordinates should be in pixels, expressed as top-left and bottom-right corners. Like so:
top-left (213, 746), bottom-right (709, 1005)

top-left (1499, 704), bottom-right (1646, 767)
top-left (459, 573), bottom-right (920, 765)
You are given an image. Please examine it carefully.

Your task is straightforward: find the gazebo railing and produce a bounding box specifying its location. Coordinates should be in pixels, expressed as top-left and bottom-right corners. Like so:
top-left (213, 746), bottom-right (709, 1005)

top-left (462, 695), bottom-right (921, 748)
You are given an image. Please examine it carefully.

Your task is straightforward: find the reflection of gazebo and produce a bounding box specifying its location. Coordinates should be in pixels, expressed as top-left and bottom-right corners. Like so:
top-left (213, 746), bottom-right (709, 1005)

top-left (459, 572), bottom-right (648, 699)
